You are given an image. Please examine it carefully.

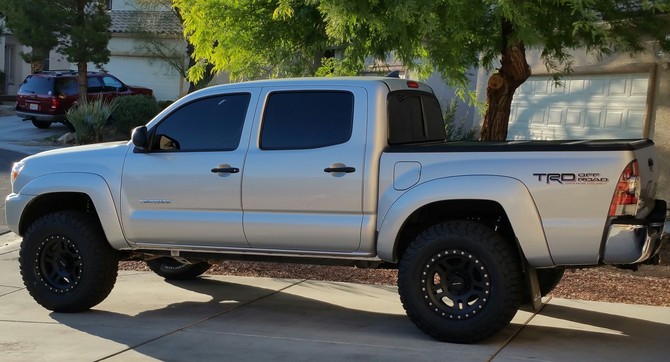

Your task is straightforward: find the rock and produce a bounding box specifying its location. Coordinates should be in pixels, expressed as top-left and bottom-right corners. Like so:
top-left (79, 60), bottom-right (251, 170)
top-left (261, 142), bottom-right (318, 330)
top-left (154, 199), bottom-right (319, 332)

top-left (58, 132), bottom-right (76, 144)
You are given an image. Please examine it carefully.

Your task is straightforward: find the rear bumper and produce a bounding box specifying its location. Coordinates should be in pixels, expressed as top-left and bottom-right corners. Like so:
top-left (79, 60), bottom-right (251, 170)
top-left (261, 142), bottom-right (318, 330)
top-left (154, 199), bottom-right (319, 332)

top-left (16, 110), bottom-right (66, 122)
top-left (602, 199), bottom-right (667, 264)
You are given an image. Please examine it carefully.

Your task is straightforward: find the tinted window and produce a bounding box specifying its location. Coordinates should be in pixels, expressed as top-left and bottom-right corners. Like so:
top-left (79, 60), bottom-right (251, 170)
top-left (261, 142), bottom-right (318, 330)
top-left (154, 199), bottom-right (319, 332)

top-left (56, 78), bottom-right (79, 96)
top-left (152, 94), bottom-right (250, 152)
top-left (261, 91), bottom-right (354, 150)
top-left (87, 77), bottom-right (103, 93)
top-left (19, 76), bottom-right (54, 94)
top-left (388, 91), bottom-right (446, 145)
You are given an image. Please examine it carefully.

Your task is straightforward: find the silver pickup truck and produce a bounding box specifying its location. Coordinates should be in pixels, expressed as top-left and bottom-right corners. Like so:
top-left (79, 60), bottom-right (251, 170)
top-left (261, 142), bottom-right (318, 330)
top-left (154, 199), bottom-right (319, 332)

top-left (5, 77), bottom-right (667, 343)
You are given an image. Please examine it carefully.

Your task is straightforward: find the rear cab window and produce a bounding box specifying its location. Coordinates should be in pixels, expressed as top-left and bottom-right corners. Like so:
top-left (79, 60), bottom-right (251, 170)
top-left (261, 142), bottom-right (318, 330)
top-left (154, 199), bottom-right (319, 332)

top-left (387, 91), bottom-right (445, 145)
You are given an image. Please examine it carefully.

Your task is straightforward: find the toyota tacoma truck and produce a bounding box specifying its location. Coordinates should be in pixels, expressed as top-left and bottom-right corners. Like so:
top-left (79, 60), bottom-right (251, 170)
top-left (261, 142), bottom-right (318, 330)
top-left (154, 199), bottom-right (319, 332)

top-left (5, 77), bottom-right (668, 344)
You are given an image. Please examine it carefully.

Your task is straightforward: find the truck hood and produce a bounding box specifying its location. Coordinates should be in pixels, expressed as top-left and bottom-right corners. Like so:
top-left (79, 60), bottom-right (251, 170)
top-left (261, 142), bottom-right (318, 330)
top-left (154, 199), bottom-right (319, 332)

top-left (13, 141), bottom-right (131, 192)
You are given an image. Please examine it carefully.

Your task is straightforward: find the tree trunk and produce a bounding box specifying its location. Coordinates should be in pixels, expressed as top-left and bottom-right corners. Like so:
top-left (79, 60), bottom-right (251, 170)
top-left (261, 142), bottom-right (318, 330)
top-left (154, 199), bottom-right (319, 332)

top-left (480, 20), bottom-right (532, 141)
top-left (30, 61), bottom-right (44, 74)
top-left (77, 61), bottom-right (88, 99)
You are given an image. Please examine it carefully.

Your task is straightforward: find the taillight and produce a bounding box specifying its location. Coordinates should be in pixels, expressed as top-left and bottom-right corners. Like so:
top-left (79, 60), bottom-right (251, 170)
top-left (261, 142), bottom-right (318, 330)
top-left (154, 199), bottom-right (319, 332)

top-left (407, 81), bottom-right (419, 88)
top-left (50, 98), bottom-right (59, 110)
top-left (608, 160), bottom-right (640, 217)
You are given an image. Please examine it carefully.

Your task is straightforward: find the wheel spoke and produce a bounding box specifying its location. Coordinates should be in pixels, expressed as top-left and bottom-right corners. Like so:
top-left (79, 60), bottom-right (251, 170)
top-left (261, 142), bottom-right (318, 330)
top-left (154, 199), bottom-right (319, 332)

top-left (422, 248), bottom-right (491, 319)
top-left (38, 236), bottom-right (82, 291)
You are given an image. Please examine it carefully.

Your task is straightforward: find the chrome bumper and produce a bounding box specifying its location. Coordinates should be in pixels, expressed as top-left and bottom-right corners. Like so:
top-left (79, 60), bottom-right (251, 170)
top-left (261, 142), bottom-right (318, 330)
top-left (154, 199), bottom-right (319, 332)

top-left (603, 199), bottom-right (667, 265)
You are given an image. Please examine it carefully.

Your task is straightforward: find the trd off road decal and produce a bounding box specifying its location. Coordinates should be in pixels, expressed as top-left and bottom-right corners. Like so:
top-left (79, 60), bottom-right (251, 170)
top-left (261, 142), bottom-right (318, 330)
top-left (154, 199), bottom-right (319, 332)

top-left (533, 173), bottom-right (609, 185)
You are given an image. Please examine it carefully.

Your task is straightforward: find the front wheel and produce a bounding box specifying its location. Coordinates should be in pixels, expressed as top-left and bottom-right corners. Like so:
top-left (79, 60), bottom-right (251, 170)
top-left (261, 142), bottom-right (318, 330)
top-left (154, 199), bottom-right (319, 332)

top-left (147, 258), bottom-right (211, 280)
top-left (19, 211), bottom-right (119, 312)
top-left (398, 221), bottom-right (523, 344)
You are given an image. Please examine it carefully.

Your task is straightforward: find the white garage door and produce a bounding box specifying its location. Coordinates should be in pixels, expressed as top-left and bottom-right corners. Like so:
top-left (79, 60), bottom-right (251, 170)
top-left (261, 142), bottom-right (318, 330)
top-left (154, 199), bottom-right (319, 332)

top-left (508, 74), bottom-right (649, 140)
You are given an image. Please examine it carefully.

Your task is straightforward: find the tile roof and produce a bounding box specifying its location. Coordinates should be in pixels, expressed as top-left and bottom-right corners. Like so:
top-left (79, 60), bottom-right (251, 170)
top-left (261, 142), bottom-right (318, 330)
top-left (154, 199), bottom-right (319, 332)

top-left (110, 10), bottom-right (182, 34)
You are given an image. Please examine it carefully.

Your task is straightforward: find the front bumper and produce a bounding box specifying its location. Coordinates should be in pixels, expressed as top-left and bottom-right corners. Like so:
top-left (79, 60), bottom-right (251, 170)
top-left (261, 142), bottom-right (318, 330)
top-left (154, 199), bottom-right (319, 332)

top-left (602, 199), bottom-right (667, 264)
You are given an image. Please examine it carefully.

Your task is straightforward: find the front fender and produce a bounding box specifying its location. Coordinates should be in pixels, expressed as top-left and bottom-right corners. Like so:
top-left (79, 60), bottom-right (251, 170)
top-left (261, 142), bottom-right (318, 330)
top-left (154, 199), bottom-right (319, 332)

top-left (14, 172), bottom-right (128, 249)
top-left (377, 175), bottom-right (553, 266)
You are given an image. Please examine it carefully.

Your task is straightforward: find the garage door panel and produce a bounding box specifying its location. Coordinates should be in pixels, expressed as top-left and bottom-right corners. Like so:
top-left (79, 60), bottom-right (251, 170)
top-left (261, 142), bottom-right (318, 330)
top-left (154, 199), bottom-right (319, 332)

top-left (509, 74), bottom-right (649, 140)
top-left (565, 109), bottom-right (582, 127)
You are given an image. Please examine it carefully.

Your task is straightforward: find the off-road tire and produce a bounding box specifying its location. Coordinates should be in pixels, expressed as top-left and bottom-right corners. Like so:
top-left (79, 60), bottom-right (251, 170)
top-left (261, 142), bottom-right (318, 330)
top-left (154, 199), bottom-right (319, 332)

top-left (147, 258), bottom-right (211, 280)
top-left (398, 221), bottom-right (523, 344)
top-left (19, 211), bottom-right (118, 312)
top-left (31, 120), bottom-right (51, 129)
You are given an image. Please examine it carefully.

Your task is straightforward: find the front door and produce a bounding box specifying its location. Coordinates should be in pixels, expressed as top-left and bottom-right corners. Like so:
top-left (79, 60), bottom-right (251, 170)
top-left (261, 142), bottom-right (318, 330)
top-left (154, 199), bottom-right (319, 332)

top-left (120, 90), bottom-right (258, 248)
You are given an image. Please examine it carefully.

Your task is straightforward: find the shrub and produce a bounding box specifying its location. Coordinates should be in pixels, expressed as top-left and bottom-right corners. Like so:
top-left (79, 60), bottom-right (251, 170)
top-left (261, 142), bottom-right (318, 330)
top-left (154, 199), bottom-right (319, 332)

top-left (66, 98), bottom-right (118, 145)
top-left (157, 99), bottom-right (175, 110)
top-left (111, 95), bottom-right (160, 135)
top-left (444, 99), bottom-right (480, 141)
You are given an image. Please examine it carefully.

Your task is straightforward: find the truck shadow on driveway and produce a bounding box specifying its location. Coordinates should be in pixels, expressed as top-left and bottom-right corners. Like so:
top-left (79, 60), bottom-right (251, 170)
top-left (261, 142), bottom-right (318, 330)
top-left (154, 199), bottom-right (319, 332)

top-left (48, 276), bottom-right (670, 361)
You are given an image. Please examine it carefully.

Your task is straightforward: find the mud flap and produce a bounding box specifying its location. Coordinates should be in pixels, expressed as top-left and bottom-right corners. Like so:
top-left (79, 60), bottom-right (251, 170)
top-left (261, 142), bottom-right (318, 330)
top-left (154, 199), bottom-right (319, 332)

top-left (525, 263), bottom-right (543, 311)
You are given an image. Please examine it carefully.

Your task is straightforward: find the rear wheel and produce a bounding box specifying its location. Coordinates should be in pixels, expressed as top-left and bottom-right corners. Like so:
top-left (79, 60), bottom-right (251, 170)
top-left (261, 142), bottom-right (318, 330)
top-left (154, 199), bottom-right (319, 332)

top-left (19, 211), bottom-right (118, 312)
top-left (147, 258), bottom-right (211, 280)
top-left (398, 221), bottom-right (523, 344)
top-left (31, 119), bottom-right (51, 129)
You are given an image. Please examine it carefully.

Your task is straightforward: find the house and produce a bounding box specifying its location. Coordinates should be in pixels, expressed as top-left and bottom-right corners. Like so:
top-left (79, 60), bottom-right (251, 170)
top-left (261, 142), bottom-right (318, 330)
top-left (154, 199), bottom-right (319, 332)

top-left (1, 0), bottom-right (189, 100)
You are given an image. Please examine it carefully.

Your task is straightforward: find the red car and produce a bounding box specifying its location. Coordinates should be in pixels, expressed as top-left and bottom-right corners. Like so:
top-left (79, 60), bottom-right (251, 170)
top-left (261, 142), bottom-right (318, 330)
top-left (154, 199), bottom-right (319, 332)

top-left (15, 70), bottom-right (153, 129)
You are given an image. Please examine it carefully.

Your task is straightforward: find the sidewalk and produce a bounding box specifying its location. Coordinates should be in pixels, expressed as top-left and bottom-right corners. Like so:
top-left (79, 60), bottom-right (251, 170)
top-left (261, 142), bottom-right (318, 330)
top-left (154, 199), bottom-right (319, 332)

top-left (1, 232), bottom-right (669, 361)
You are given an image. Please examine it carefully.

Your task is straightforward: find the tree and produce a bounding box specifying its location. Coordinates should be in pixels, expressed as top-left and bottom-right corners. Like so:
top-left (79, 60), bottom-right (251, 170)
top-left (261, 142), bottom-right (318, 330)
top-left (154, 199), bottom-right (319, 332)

top-left (0, 0), bottom-right (59, 73)
top-left (176, 0), bottom-right (670, 140)
top-left (1, 0), bottom-right (111, 96)
top-left (53, 0), bottom-right (111, 97)
top-left (174, 0), bottom-right (330, 81)
top-left (133, 0), bottom-right (214, 93)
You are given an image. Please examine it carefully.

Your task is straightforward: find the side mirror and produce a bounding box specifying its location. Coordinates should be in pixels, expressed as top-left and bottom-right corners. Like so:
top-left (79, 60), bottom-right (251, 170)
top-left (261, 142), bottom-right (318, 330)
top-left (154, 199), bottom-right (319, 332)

top-left (131, 126), bottom-right (148, 151)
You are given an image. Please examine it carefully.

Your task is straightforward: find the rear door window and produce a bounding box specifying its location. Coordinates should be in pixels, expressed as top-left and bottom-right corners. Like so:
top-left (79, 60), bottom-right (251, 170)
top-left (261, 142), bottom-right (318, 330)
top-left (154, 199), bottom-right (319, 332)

top-left (87, 77), bottom-right (103, 93)
top-left (260, 91), bottom-right (354, 150)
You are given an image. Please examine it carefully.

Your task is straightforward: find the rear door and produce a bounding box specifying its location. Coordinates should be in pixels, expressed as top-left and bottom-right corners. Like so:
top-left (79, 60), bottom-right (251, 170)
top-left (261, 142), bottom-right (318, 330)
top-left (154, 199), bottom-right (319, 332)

top-left (242, 87), bottom-right (368, 252)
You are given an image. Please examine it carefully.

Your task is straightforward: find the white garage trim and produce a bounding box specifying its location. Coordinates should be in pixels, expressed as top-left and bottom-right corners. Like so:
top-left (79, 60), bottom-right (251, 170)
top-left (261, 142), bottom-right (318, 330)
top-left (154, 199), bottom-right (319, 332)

top-left (509, 73), bottom-right (652, 140)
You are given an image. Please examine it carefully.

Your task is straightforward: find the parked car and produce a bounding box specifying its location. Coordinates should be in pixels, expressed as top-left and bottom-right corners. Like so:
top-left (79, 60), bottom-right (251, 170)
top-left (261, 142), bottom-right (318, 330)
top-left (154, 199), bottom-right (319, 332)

top-left (15, 70), bottom-right (153, 129)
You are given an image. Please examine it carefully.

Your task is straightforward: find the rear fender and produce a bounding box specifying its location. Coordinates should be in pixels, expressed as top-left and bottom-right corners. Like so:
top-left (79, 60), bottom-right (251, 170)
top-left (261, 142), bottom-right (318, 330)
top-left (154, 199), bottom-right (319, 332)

top-left (377, 175), bottom-right (553, 266)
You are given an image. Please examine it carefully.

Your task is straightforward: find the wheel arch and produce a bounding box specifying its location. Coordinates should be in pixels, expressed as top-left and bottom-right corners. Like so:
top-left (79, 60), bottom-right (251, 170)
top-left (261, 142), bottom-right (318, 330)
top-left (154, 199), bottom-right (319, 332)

top-left (17, 173), bottom-right (128, 249)
top-left (377, 176), bottom-right (554, 266)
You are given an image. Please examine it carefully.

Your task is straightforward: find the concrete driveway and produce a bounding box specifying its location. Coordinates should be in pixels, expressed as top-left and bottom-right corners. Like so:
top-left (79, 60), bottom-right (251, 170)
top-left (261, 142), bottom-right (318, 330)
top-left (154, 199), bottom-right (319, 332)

top-left (1, 233), bottom-right (669, 362)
